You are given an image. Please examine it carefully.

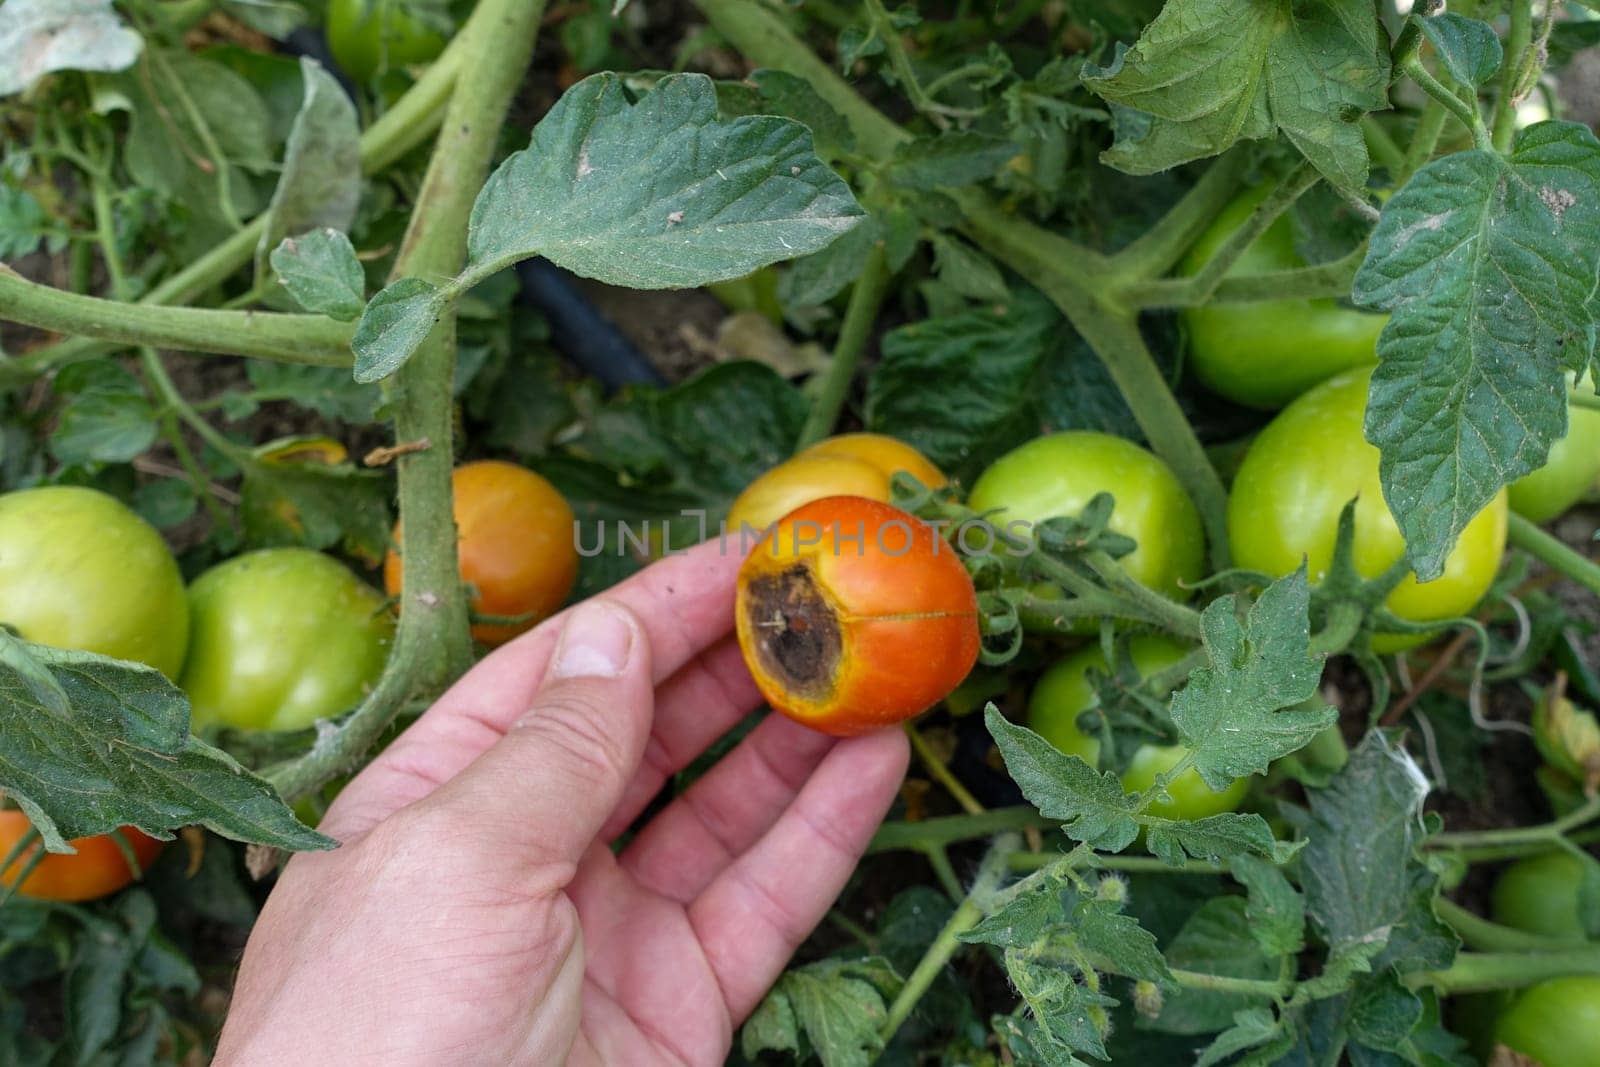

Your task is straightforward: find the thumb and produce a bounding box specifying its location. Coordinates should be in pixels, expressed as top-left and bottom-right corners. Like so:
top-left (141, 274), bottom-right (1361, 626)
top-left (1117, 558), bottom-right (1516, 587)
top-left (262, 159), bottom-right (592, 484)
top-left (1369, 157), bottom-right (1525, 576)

top-left (423, 599), bottom-right (655, 870)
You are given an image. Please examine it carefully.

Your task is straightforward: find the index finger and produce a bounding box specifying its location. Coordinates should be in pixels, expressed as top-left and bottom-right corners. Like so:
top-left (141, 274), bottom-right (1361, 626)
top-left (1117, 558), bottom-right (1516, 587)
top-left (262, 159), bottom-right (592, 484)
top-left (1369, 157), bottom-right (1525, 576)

top-left (320, 537), bottom-right (746, 839)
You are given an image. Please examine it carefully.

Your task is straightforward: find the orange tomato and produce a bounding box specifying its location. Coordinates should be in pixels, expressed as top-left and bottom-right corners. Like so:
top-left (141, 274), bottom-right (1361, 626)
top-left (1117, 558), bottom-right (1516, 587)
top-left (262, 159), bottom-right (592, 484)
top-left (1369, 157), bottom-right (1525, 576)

top-left (385, 461), bottom-right (578, 646)
top-left (0, 811), bottom-right (164, 902)
top-left (735, 495), bottom-right (980, 737)
top-left (725, 433), bottom-right (945, 537)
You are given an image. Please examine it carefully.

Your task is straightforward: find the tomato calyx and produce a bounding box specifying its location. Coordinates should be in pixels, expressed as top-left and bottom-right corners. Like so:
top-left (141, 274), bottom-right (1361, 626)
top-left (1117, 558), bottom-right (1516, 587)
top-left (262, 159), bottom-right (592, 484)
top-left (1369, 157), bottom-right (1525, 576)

top-left (744, 563), bottom-right (842, 702)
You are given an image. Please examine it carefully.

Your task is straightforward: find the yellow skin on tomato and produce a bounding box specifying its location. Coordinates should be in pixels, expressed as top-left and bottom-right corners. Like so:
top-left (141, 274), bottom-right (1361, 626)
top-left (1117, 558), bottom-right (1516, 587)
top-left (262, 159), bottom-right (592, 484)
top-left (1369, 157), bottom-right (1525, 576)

top-left (1027, 635), bottom-right (1248, 820)
top-left (0, 486), bottom-right (189, 679)
top-left (967, 431), bottom-right (1205, 603)
top-left (725, 433), bottom-right (945, 538)
top-left (1229, 368), bottom-right (1507, 652)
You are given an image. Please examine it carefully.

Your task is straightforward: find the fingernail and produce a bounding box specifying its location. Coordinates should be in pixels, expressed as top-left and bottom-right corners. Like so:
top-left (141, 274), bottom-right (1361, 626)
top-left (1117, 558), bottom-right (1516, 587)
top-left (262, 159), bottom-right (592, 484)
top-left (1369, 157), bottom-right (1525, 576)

top-left (551, 601), bottom-right (635, 679)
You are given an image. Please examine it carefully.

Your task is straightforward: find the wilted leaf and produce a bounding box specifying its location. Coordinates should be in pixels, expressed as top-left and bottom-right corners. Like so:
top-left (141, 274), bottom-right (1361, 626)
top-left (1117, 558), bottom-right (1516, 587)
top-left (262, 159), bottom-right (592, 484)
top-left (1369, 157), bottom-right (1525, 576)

top-left (258, 58), bottom-right (362, 266)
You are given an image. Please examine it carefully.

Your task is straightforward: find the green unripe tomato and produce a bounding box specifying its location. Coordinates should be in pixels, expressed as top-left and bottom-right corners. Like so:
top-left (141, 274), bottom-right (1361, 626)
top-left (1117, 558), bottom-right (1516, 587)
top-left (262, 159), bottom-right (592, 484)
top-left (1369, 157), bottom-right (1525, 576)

top-left (180, 549), bottom-right (394, 732)
top-left (968, 432), bottom-right (1205, 603)
top-left (0, 486), bottom-right (188, 679)
top-left (1027, 636), bottom-right (1249, 821)
top-left (326, 0), bottom-right (447, 84)
top-left (1179, 185), bottom-right (1386, 410)
top-left (1491, 851), bottom-right (1593, 939)
top-left (1494, 976), bottom-right (1600, 1067)
top-left (1508, 390), bottom-right (1600, 522)
top-left (1228, 368), bottom-right (1508, 652)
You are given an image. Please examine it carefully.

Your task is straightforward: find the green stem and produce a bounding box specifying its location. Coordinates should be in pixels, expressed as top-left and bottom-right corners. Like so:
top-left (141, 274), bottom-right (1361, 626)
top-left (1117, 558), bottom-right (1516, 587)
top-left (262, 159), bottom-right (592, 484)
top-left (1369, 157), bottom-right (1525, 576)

top-left (1436, 897), bottom-right (1585, 953)
top-left (1421, 946), bottom-right (1600, 995)
top-left (796, 243), bottom-right (890, 449)
top-left (1007, 850), bottom-right (1224, 875)
top-left (0, 266), bottom-right (353, 365)
top-left (1132, 245), bottom-right (1365, 309)
top-left (139, 348), bottom-right (249, 465)
top-left (1491, 0), bottom-right (1534, 153)
top-left (1170, 969), bottom-right (1291, 997)
top-left (880, 837), bottom-right (1015, 1043)
top-left (268, 0), bottom-right (548, 801)
top-left (1399, 98), bottom-right (1448, 184)
top-left (905, 722), bottom-right (986, 815)
top-left (1404, 55), bottom-right (1493, 154)
top-left (1362, 116), bottom-right (1407, 175)
top-left (1082, 550), bottom-right (1204, 638)
top-left (1429, 795), bottom-right (1600, 851)
top-left (1110, 150), bottom-right (1250, 280)
top-left (1445, 825), bottom-right (1600, 865)
top-left (869, 807), bottom-right (1055, 853)
top-left (1507, 513), bottom-right (1600, 599)
top-left (923, 844), bottom-right (964, 901)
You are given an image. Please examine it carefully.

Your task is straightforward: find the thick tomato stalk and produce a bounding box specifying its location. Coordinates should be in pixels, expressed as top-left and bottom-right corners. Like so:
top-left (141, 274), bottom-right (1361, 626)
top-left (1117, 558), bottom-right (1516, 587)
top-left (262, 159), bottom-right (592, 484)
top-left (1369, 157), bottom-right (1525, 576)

top-left (735, 496), bottom-right (980, 737)
top-left (0, 812), bottom-right (164, 902)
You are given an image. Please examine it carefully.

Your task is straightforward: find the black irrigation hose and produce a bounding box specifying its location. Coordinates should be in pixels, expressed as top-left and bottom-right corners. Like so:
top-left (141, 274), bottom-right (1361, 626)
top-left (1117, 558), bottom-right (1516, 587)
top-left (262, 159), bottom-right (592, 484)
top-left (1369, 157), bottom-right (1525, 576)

top-left (282, 31), bottom-right (663, 392)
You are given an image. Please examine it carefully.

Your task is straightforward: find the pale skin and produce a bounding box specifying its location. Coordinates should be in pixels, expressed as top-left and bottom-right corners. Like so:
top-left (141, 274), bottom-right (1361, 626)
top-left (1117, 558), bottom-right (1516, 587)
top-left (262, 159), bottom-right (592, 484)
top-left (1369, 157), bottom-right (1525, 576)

top-left (215, 541), bottom-right (910, 1065)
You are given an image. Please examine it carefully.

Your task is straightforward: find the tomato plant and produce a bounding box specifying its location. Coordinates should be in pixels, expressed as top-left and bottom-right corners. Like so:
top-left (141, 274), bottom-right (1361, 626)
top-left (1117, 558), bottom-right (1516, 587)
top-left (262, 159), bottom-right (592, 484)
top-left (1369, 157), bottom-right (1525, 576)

top-left (385, 461), bottom-right (578, 646)
top-left (725, 432), bottom-right (945, 536)
top-left (182, 549), bottom-right (394, 732)
top-left (1028, 636), bottom-right (1249, 820)
top-left (0, 812), bottom-right (163, 902)
top-left (736, 496), bottom-right (978, 736)
top-left (967, 431), bottom-right (1204, 603)
top-left (0, 486), bottom-right (189, 679)
top-left (1230, 368), bottom-right (1508, 648)
top-left (1180, 185), bottom-right (1386, 409)
top-left (326, 0), bottom-right (448, 83)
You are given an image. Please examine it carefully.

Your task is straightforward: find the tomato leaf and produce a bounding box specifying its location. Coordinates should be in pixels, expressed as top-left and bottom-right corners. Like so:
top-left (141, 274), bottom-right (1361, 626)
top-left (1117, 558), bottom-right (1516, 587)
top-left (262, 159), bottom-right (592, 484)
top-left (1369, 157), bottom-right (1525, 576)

top-left (1195, 1007), bottom-right (1285, 1067)
top-left (1143, 811), bottom-right (1298, 866)
top-left (48, 361), bottom-right (158, 467)
top-left (1353, 121), bottom-right (1600, 580)
top-left (1080, 0), bottom-right (1390, 190)
top-left (256, 58), bottom-right (361, 271)
top-left (1147, 898), bottom-right (1275, 1036)
top-left (741, 957), bottom-right (901, 1067)
top-left (466, 72), bottom-right (863, 288)
top-left (350, 277), bottom-right (446, 383)
top-left (984, 706), bottom-right (1141, 852)
top-left (1414, 13), bottom-right (1502, 88)
top-left (0, 634), bottom-right (331, 853)
top-left (0, 0), bottom-right (142, 96)
top-left (888, 131), bottom-right (1020, 191)
top-left (1169, 568), bottom-right (1332, 790)
top-left (715, 68), bottom-right (856, 159)
top-left (269, 228), bottom-right (365, 321)
top-left (1230, 854), bottom-right (1306, 958)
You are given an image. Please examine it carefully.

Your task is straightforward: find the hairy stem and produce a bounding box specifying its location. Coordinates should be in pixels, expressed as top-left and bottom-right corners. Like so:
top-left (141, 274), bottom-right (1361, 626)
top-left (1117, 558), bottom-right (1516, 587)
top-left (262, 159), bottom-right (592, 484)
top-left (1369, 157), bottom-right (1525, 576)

top-left (1491, 0), bottom-right (1534, 153)
top-left (868, 807), bottom-right (1056, 853)
top-left (796, 244), bottom-right (890, 449)
top-left (1422, 946), bottom-right (1600, 994)
top-left (1109, 149), bottom-right (1249, 280)
top-left (1405, 55), bottom-right (1493, 154)
top-left (1430, 794), bottom-right (1600, 851)
top-left (1435, 898), bottom-right (1585, 953)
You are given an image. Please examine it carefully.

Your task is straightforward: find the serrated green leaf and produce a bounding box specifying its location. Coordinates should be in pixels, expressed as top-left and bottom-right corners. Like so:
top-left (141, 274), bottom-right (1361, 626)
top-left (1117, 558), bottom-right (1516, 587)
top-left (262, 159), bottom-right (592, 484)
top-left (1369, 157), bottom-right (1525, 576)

top-left (931, 233), bottom-right (1010, 302)
top-left (465, 73), bottom-right (863, 290)
top-left (0, 634), bottom-right (331, 853)
top-left (985, 707), bottom-right (1140, 851)
top-left (1349, 972), bottom-right (1422, 1052)
top-left (351, 277), bottom-right (446, 383)
top-left (270, 228), bottom-right (365, 320)
top-left (0, 184), bottom-right (55, 258)
top-left (1169, 568), bottom-right (1331, 790)
top-left (1353, 121), bottom-right (1600, 579)
top-left (1148, 897), bottom-right (1275, 1036)
top-left (0, 0), bottom-right (142, 96)
top-left (1231, 854), bottom-right (1306, 957)
top-left (743, 957), bottom-right (901, 1067)
top-left (741, 983), bottom-right (799, 1059)
top-left (258, 58), bottom-right (361, 267)
top-left (1415, 13), bottom-right (1502, 87)
top-left (1196, 1007), bottom-right (1282, 1067)
top-left (889, 131), bottom-right (1020, 191)
top-left (1144, 811), bottom-right (1299, 867)
top-left (719, 68), bottom-right (856, 158)
top-left (245, 361), bottom-right (381, 424)
top-left (1081, 0), bottom-right (1390, 189)
top-left (48, 361), bottom-right (158, 466)
top-left (962, 875), bottom-right (1069, 950)
top-left (1072, 898), bottom-right (1172, 986)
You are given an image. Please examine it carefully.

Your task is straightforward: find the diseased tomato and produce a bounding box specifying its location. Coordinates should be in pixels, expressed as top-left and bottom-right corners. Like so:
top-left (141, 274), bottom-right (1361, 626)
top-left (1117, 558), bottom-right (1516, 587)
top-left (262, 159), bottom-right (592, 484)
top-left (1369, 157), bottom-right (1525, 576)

top-left (1179, 185), bottom-right (1386, 409)
top-left (966, 431), bottom-right (1205, 603)
top-left (1229, 368), bottom-right (1507, 651)
top-left (736, 495), bottom-right (979, 737)
top-left (326, 0), bottom-right (447, 83)
top-left (385, 460), bottom-right (578, 646)
top-left (1493, 975), bottom-right (1600, 1067)
top-left (725, 434), bottom-right (946, 539)
top-left (0, 811), bottom-right (163, 902)
top-left (1508, 388), bottom-right (1600, 522)
top-left (1027, 636), bottom-right (1248, 820)
top-left (182, 549), bottom-right (394, 732)
top-left (1490, 850), bottom-right (1595, 940)
top-left (0, 486), bottom-right (188, 679)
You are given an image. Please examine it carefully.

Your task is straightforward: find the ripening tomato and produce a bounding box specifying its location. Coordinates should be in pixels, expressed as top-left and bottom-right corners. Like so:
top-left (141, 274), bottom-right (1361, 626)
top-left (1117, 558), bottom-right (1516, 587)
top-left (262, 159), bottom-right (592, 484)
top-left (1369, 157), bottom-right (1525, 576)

top-left (326, 0), bottom-right (447, 83)
top-left (0, 811), bottom-right (163, 902)
top-left (386, 461), bottom-right (578, 646)
top-left (1180, 185), bottom-right (1386, 409)
top-left (1027, 636), bottom-right (1249, 820)
top-left (736, 496), bottom-right (979, 737)
top-left (1491, 851), bottom-right (1593, 940)
top-left (1494, 976), bottom-right (1600, 1067)
top-left (966, 431), bottom-right (1205, 602)
top-left (1229, 368), bottom-right (1507, 651)
top-left (1508, 388), bottom-right (1600, 522)
top-left (182, 549), bottom-right (394, 732)
top-left (0, 486), bottom-right (188, 679)
top-left (725, 434), bottom-right (946, 539)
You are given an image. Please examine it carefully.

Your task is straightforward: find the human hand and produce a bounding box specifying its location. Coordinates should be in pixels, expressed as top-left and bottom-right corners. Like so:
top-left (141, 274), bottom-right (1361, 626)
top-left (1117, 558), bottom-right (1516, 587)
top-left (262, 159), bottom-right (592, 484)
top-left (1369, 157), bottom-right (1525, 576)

top-left (215, 540), bottom-right (910, 1065)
